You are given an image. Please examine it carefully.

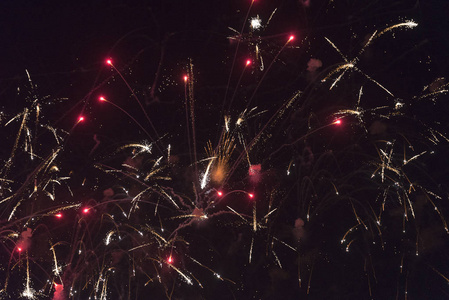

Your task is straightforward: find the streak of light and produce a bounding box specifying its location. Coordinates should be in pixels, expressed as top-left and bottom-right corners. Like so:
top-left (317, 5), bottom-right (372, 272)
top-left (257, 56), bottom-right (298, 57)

top-left (249, 237), bottom-right (254, 264)
top-left (200, 157), bottom-right (215, 189)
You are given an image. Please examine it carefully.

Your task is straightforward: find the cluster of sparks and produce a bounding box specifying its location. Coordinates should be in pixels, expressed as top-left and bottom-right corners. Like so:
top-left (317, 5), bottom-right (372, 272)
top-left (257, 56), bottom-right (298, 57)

top-left (1, 2), bottom-right (448, 300)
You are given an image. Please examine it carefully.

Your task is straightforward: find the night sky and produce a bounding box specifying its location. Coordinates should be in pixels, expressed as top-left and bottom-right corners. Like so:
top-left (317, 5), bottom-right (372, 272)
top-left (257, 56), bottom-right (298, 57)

top-left (1, 0), bottom-right (449, 299)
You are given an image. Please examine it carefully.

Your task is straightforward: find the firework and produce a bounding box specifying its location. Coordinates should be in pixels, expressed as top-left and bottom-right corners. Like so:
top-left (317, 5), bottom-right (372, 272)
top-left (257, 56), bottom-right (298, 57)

top-left (1, 1), bottom-right (448, 299)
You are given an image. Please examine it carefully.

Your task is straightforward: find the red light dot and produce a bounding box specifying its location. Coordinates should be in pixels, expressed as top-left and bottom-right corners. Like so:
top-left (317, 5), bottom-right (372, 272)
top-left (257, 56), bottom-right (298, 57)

top-left (55, 213), bottom-right (63, 218)
top-left (245, 59), bottom-right (251, 66)
top-left (99, 96), bottom-right (106, 102)
top-left (217, 191), bottom-right (223, 197)
top-left (17, 247), bottom-right (22, 252)
top-left (78, 116), bottom-right (85, 122)
top-left (167, 256), bottom-right (173, 264)
top-left (288, 35), bottom-right (295, 42)
top-left (334, 119), bottom-right (342, 125)
top-left (83, 208), bottom-right (90, 214)
top-left (183, 75), bottom-right (188, 82)
top-left (106, 59), bottom-right (112, 65)
top-left (248, 193), bottom-right (254, 199)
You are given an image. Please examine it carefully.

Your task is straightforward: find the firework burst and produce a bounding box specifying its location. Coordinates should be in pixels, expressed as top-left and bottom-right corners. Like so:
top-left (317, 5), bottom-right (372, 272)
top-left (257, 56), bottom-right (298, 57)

top-left (1, 1), bottom-right (448, 299)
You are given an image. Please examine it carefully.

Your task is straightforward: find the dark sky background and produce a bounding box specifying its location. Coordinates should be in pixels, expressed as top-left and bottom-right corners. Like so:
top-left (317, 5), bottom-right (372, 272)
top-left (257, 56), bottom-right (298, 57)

top-left (1, 0), bottom-right (449, 299)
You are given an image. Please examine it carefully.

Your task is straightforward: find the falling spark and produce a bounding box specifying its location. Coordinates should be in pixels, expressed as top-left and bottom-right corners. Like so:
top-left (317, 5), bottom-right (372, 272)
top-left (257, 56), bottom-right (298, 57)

top-left (200, 157), bottom-right (215, 189)
top-left (22, 255), bottom-right (35, 299)
top-left (249, 237), bottom-right (254, 263)
top-left (50, 244), bottom-right (61, 276)
top-left (272, 249), bottom-right (282, 268)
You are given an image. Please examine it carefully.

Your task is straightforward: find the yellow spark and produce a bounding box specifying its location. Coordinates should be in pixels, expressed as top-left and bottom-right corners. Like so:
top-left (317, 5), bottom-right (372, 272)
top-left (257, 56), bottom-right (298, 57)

top-left (224, 115), bottom-right (230, 132)
top-left (128, 243), bottom-right (154, 252)
top-left (249, 237), bottom-right (254, 264)
top-left (331, 182), bottom-right (339, 195)
top-left (156, 185), bottom-right (179, 209)
top-left (324, 37), bottom-right (349, 62)
top-left (46, 204), bottom-right (81, 216)
top-left (22, 254), bottom-right (35, 299)
top-left (252, 203), bottom-right (257, 232)
top-left (404, 192), bottom-right (415, 219)
top-left (341, 224), bottom-right (359, 244)
top-left (206, 134), bottom-right (235, 185)
top-left (105, 230), bottom-right (115, 246)
top-left (360, 72), bottom-right (394, 96)
top-left (421, 189), bottom-right (448, 233)
top-left (273, 237), bottom-right (297, 252)
top-left (346, 239), bottom-right (355, 252)
top-left (50, 243), bottom-right (61, 276)
top-left (321, 63), bottom-right (354, 83)
top-left (272, 249), bottom-right (282, 268)
top-left (168, 263), bottom-right (193, 285)
top-left (400, 254), bottom-right (404, 273)
top-left (262, 208), bottom-right (278, 220)
top-left (119, 142), bottom-right (153, 153)
top-left (167, 144), bottom-right (171, 162)
top-left (226, 206), bottom-right (247, 222)
top-left (375, 21), bottom-right (418, 40)
top-left (430, 266), bottom-right (449, 283)
top-left (187, 255), bottom-right (235, 283)
top-left (307, 263), bottom-right (314, 294)
top-left (146, 227), bottom-right (168, 244)
top-left (334, 109), bottom-right (362, 117)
